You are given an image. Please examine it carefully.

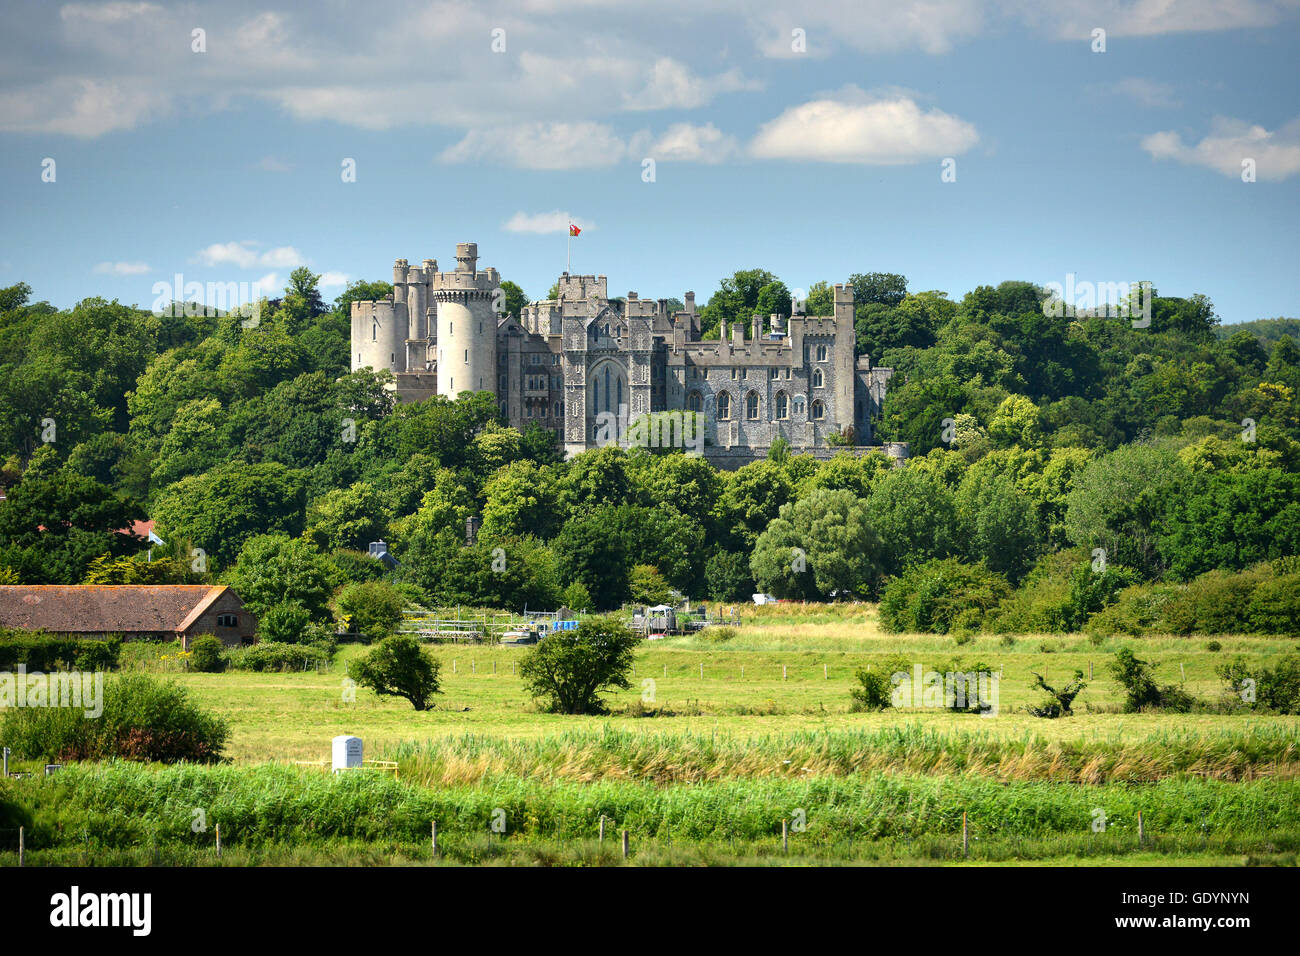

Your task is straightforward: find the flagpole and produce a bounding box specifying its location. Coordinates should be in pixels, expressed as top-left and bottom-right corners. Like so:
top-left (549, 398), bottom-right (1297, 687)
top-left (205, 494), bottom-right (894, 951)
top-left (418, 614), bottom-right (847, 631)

top-left (566, 228), bottom-right (571, 274)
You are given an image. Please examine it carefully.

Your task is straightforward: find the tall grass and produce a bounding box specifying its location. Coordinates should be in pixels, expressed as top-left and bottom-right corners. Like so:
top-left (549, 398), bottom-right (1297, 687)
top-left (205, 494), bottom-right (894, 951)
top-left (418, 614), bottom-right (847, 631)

top-left (386, 724), bottom-right (1300, 786)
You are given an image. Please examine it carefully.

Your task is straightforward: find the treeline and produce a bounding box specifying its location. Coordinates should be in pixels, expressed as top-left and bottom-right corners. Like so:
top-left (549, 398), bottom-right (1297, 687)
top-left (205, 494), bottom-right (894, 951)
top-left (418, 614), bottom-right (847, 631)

top-left (1, 272), bottom-right (1298, 628)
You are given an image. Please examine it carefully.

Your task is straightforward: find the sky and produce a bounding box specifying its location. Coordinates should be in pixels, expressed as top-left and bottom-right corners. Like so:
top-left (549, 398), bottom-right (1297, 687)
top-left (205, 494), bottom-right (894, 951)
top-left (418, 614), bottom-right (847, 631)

top-left (1, 0), bottom-right (1299, 325)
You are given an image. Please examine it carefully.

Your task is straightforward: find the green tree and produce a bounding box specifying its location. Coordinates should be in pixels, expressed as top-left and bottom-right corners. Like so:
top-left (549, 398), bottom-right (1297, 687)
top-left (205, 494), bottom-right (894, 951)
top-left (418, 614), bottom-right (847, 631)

top-left (350, 634), bottom-right (442, 711)
top-left (226, 534), bottom-right (340, 624)
top-left (517, 618), bottom-right (639, 714)
top-left (334, 580), bottom-right (406, 642)
top-left (751, 489), bottom-right (884, 599)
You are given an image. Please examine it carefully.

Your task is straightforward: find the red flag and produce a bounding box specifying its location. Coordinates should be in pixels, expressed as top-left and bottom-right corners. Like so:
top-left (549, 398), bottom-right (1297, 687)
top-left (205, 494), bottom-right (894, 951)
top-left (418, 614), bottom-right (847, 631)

top-left (569, 224), bottom-right (581, 237)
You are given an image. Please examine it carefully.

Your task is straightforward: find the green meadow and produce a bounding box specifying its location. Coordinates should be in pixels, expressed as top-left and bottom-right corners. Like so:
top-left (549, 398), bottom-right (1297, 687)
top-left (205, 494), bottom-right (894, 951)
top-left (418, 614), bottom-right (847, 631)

top-left (3, 603), bottom-right (1298, 866)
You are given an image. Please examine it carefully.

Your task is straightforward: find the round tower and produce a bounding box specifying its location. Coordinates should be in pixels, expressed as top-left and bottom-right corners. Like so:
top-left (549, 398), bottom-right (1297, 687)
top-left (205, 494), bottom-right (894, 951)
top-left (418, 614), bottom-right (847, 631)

top-left (351, 298), bottom-right (405, 373)
top-left (432, 242), bottom-right (498, 397)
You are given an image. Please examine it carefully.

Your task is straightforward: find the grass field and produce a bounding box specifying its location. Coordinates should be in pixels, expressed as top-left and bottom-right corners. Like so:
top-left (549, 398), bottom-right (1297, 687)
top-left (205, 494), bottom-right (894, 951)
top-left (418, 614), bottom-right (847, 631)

top-left (3, 602), bottom-right (1298, 866)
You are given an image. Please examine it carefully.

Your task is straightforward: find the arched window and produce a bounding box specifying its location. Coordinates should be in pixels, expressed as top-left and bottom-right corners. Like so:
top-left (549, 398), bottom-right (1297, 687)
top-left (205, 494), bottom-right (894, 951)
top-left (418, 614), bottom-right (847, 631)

top-left (746, 391), bottom-right (760, 420)
top-left (372, 322), bottom-right (377, 341)
top-left (687, 391), bottom-right (703, 413)
top-left (775, 391), bottom-right (789, 420)
top-left (812, 367), bottom-right (824, 388)
top-left (816, 344), bottom-right (827, 362)
top-left (811, 400), bottom-right (825, 420)
top-left (717, 392), bottom-right (732, 420)
top-left (793, 396), bottom-right (806, 416)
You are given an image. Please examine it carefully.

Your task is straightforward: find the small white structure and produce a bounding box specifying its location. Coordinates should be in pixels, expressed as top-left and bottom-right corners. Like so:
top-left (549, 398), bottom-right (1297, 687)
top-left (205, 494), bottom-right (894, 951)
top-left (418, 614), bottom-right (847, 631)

top-left (332, 735), bottom-right (363, 772)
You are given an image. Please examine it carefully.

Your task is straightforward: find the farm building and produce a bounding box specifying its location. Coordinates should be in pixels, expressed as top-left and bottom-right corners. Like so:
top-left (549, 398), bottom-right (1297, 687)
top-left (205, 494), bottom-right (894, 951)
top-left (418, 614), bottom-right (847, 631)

top-left (0, 585), bottom-right (258, 649)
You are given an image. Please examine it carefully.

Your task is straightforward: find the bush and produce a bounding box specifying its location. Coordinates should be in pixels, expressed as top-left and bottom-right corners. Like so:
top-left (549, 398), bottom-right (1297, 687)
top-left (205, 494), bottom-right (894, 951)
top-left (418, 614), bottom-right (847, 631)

top-left (1085, 582), bottom-right (1180, 636)
top-left (987, 550), bottom-right (1136, 634)
top-left (561, 581), bottom-right (593, 613)
top-left (0, 673), bottom-right (228, 763)
top-left (1218, 654), bottom-right (1300, 714)
top-left (518, 618), bottom-right (639, 715)
top-left (1027, 669), bottom-right (1087, 718)
top-left (227, 641), bottom-right (333, 673)
top-left (1107, 647), bottom-right (1194, 713)
top-left (188, 635), bottom-right (226, 673)
top-left (850, 654), bottom-right (911, 712)
top-left (1245, 574), bottom-right (1300, 633)
top-left (258, 602), bottom-right (315, 644)
top-left (349, 634), bottom-right (441, 711)
top-left (877, 558), bottom-right (1010, 634)
top-left (1163, 568), bottom-right (1264, 635)
top-left (334, 580), bottom-right (405, 643)
top-left (0, 628), bottom-right (121, 670)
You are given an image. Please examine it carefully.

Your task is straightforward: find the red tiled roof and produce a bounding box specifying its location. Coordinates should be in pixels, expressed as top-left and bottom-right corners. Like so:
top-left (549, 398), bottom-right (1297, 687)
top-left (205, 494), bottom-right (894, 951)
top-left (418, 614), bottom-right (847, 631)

top-left (0, 585), bottom-right (230, 634)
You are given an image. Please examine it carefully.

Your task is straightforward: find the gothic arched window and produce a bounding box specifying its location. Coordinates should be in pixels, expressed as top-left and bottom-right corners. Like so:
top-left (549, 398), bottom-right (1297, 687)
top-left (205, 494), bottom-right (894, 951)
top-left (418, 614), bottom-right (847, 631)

top-left (811, 400), bottom-right (825, 420)
top-left (812, 367), bottom-right (824, 388)
top-left (687, 391), bottom-right (703, 413)
top-left (717, 392), bottom-right (732, 420)
top-left (746, 391), bottom-right (760, 420)
top-left (776, 391), bottom-right (789, 420)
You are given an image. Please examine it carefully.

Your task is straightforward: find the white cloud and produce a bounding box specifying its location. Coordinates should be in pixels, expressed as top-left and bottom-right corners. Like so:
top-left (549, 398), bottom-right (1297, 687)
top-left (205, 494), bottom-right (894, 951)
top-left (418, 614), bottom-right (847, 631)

top-left (253, 273), bottom-right (283, 297)
top-left (1141, 116), bottom-right (1300, 181)
top-left (750, 88), bottom-right (978, 164)
top-left (648, 123), bottom-right (739, 163)
top-left (440, 122), bottom-right (631, 169)
top-left (317, 271), bottom-right (349, 288)
top-left (92, 260), bottom-right (150, 275)
top-left (195, 241), bottom-right (306, 269)
top-left (0, 78), bottom-right (168, 137)
top-left (1017, 0), bottom-right (1286, 39)
top-left (623, 59), bottom-right (758, 110)
top-left (503, 211), bottom-right (596, 234)
top-left (1107, 77), bottom-right (1179, 108)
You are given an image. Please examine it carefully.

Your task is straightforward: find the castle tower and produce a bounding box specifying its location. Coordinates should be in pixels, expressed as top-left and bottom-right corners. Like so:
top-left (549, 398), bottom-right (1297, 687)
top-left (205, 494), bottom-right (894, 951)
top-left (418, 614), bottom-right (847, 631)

top-left (350, 256), bottom-right (409, 373)
top-left (432, 242), bottom-right (499, 397)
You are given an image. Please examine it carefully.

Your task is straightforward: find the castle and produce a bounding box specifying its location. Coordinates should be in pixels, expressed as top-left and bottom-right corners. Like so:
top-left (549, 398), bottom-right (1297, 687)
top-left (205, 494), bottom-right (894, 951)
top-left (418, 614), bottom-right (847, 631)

top-left (350, 242), bottom-right (905, 467)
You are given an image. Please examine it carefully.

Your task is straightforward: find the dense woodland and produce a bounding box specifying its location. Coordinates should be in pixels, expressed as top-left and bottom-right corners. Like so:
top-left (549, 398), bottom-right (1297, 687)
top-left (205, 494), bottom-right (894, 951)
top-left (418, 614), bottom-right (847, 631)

top-left (0, 266), bottom-right (1297, 637)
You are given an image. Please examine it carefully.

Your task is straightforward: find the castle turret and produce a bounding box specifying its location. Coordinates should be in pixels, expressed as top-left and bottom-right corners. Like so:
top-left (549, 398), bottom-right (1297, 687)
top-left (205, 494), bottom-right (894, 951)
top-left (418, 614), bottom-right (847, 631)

top-left (433, 242), bottom-right (498, 396)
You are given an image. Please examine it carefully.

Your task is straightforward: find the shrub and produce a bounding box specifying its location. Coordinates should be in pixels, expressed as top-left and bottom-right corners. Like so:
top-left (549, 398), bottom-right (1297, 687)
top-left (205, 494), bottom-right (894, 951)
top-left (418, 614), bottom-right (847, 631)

top-left (987, 550), bottom-right (1135, 634)
top-left (850, 654), bottom-right (911, 712)
top-left (877, 558), bottom-right (1010, 634)
top-left (1027, 669), bottom-right (1087, 718)
top-left (1218, 654), bottom-right (1300, 714)
top-left (1086, 582), bottom-right (1180, 636)
top-left (1245, 574), bottom-right (1300, 633)
top-left (0, 629), bottom-right (121, 670)
top-left (931, 658), bottom-right (999, 715)
top-left (1206, 640), bottom-right (1222, 653)
top-left (518, 618), bottom-right (639, 715)
top-left (1163, 568), bottom-right (1264, 635)
top-left (561, 581), bottom-right (593, 613)
top-left (0, 673), bottom-right (228, 763)
top-left (1108, 647), bottom-right (1194, 713)
top-left (258, 602), bottom-right (315, 644)
top-left (227, 641), bottom-right (332, 673)
top-left (334, 580), bottom-right (405, 643)
top-left (349, 634), bottom-right (441, 711)
top-left (188, 635), bottom-right (226, 673)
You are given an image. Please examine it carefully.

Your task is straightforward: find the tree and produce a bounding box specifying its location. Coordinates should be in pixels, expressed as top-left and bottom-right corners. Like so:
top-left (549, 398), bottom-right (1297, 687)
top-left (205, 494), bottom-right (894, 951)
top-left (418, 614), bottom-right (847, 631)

top-left (351, 634), bottom-right (442, 710)
top-left (498, 280), bottom-right (528, 319)
top-left (866, 467), bottom-right (959, 577)
top-left (751, 489), bottom-right (884, 599)
top-left (954, 470), bottom-right (1040, 581)
top-left (629, 564), bottom-right (672, 605)
top-left (152, 461), bottom-right (307, 570)
top-left (479, 460), bottom-right (561, 541)
top-left (555, 508), bottom-right (631, 610)
top-left (705, 549), bottom-right (753, 602)
top-left (226, 534), bottom-right (340, 624)
top-left (517, 618), bottom-right (639, 714)
top-left (1107, 647), bottom-right (1193, 713)
top-left (849, 272), bottom-right (908, 308)
top-left (304, 481), bottom-right (386, 553)
top-left (1027, 670), bottom-right (1087, 718)
top-left (334, 580), bottom-right (406, 642)
top-left (0, 470), bottom-right (145, 583)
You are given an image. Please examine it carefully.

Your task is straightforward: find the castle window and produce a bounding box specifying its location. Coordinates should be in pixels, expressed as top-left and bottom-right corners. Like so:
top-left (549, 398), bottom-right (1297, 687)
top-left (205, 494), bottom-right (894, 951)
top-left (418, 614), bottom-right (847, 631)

top-left (372, 323), bottom-right (377, 341)
top-left (687, 391), bottom-right (703, 413)
top-left (794, 396), bottom-right (806, 415)
top-left (812, 400), bottom-right (825, 420)
top-left (552, 354), bottom-right (560, 365)
top-left (816, 345), bottom-right (828, 362)
top-left (717, 392), bottom-right (732, 420)
top-left (746, 391), bottom-right (760, 420)
top-left (770, 368), bottom-right (779, 379)
top-left (776, 392), bottom-right (789, 420)
top-left (812, 368), bottom-right (824, 388)
top-left (785, 368), bottom-right (792, 379)
top-left (465, 350), bottom-right (469, 362)
top-left (730, 368), bottom-right (737, 380)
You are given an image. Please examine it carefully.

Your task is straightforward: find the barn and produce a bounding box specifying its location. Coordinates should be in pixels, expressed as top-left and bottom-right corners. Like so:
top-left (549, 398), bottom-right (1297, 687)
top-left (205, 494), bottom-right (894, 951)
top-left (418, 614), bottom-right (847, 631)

top-left (0, 585), bottom-right (259, 649)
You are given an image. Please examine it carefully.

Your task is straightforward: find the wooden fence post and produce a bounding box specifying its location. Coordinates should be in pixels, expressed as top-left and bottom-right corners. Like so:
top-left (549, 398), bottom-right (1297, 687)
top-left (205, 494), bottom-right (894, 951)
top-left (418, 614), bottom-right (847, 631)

top-left (1137, 811), bottom-right (1144, 847)
top-left (18, 826), bottom-right (23, 867)
top-left (621, 830), bottom-right (629, 859)
top-left (599, 816), bottom-right (605, 843)
top-left (783, 665), bottom-right (787, 681)
top-left (782, 819), bottom-right (788, 853)
top-left (431, 821), bottom-right (438, 857)
top-left (215, 823), bottom-right (221, 859)
top-left (962, 812), bottom-right (968, 859)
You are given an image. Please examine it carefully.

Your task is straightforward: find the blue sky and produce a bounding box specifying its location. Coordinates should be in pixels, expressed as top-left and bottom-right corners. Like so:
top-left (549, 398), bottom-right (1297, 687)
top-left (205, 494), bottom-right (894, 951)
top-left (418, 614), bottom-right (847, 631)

top-left (2, 0), bottom-right (1298, 324)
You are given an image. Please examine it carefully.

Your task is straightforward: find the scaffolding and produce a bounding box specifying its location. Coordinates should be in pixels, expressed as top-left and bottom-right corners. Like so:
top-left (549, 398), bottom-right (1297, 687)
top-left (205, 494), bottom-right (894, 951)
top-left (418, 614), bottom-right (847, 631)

top-left (398, 606), bottom-right (572, 644)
